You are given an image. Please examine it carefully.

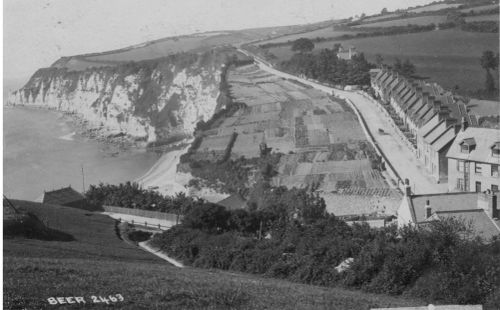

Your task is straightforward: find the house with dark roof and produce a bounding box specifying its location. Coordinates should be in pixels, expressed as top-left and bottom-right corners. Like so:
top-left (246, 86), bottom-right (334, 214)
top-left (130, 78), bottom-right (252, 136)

top-left (42, 186), bottom-right (90, 210)
top-left (216, 193), bottom-right (247, 210)
top-left (397, 182), bottom-right (500, 241)
top-left (446, 126), bottom-right (500, 193)
top-left (337, 45), bottom-right (358, 60)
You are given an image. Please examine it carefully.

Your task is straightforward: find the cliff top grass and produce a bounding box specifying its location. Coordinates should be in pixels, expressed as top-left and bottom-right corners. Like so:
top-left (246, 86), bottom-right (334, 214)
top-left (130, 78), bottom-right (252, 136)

top-left (4, 199), bottom-right (423, 309)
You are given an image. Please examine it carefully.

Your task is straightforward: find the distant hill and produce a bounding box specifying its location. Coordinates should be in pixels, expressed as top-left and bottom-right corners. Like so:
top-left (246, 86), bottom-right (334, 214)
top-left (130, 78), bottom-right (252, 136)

top-left (4, 199), bottom-right (423, 309)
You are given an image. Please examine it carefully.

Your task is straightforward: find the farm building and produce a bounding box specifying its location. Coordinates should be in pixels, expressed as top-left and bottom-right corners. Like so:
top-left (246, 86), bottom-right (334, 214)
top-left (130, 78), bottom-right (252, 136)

top-left (371, 67), bottom-right (478, 183)
top-left (446, 127), bottom-right (500, 193)
top-left (42, 186), bottom-right (90, 210)
top-left (397, 184), bottom-right (500, 241)
top-left (216, 193), bottom-right (248, 210)
top-left (337, 45), bottom-right (358, 60)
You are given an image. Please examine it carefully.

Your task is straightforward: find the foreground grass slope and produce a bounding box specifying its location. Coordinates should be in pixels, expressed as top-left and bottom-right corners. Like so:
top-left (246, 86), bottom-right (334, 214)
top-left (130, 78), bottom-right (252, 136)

top-left (4, 200), bottom-right (423, 309)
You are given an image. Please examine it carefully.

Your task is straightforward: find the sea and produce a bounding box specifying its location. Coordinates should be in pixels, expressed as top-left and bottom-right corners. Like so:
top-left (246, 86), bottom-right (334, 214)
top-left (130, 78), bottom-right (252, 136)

top-left (3, 106), bottom-right (160, 201)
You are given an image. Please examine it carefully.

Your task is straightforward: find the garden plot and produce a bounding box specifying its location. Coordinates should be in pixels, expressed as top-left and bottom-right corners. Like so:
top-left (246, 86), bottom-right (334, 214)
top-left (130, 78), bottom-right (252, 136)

top-left (258, 83), bottom-right (288, 94)
top-left (224, 64), bottom-right (392, 208)
top-left (251, 102), bottom-right (282, 114)
top-left (198, 134), bottom-right (233, 152)
top-left (236, 111), bottom-right (281, 125)
top-left (231, 132), bottom-right (265, 158)
top-left (321, 192), bottom-right (401, 216)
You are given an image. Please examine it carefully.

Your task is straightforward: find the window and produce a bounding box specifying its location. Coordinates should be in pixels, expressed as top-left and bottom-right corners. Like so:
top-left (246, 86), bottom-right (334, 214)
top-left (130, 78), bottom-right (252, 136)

top-left (461, 144), bottom-right (469, 153)
top-left (492, 185), bottom-right (499, 192)
top-left (475, 181), bottom-right (481, 193)
top-left (457, 160), bottom-right (464, 172)
top-left (475, 163), bottom-right (482, 175)
top-left (492, 164), bottom-right (499, 178)
top-left (493, 148), bottom-right (500, 157)
top-left (457, 178), bottom-right (465, 191)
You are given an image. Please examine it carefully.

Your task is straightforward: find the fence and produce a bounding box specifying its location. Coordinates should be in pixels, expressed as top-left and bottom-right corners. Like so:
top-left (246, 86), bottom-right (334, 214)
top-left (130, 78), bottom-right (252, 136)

top-left (103, 205), bottom-right (182, 222)
top-left (335, 94), bottom-right (405, 193)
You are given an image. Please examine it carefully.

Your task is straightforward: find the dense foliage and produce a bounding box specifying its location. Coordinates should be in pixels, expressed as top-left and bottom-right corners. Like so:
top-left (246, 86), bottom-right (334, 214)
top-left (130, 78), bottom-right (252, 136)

top-left (152, 203), bottom-right (500, 307)
top-left (291, 38), bottom-right (315, 53)
top-left (85, 182), bottom-right (204, 214)
top-left (279, 48), bottom-right (374, 86)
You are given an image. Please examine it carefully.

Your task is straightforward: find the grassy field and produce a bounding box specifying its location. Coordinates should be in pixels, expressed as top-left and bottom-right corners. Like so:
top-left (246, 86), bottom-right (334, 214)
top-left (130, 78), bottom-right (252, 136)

top-left (4, 200), bottom-right (424, 309)
top-left (268, 29), bottom-right (499, 93)
top-left (258, 27), bottom-right (361, 45)
top-left (53, 20), bottom-right (337, 71)
top-left (407, 3), bottom-right (462, 13)
top-left (460, 3), bottom-right (499, 13)
top-left (465, 13), bottom-right (500, 22)
top-left (354, 15), bottom-right (446, 28)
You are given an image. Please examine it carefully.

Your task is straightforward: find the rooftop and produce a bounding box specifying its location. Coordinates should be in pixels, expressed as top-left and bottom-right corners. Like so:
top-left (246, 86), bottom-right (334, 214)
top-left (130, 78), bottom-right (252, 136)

top-left (446, 127), bottom-right (500, 164)
top-left (42, 186), bottom-right (85, 206)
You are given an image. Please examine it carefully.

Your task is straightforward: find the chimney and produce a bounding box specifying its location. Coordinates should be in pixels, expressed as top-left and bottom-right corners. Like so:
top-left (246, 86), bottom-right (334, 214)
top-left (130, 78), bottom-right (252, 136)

top-left (421, 92), bottom-right (429, 103)
top-left (461, 116), bottom-right (469, 132)
top-left (404, 178), bottom-right (412, 196)
top-left (425, 200), bottom-right (432, 218)
top-left (478, 190), bottom-right (498, 219)
top-left (433, 100), bottom-right (442, 112)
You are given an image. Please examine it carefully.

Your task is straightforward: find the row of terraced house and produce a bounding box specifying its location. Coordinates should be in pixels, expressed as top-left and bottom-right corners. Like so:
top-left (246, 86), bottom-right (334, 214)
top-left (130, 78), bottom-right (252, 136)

top-left (370, 68), bottom-right (500, 193)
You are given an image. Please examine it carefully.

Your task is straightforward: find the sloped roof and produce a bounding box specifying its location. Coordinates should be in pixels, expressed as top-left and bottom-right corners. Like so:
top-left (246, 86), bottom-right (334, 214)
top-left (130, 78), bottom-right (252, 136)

top-left (446, 127), bottom-right (500, 164)
top-left (419, 114), bottom-right (441, 138)
top-left (216, 193), bottom-right (247, 210)
top-left (432, 126), bottom-right (457, 151)
top-left (410, 192), bottom-right (479, 223)
top-left (42, 186), bottom-right (85, 206)
top-left (433, 209), bottom-right (500, 241)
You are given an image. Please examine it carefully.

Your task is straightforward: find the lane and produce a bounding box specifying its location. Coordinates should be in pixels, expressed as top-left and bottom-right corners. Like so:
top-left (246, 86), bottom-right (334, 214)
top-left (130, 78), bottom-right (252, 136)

top-left (241, 50), bottom-right (447, 194)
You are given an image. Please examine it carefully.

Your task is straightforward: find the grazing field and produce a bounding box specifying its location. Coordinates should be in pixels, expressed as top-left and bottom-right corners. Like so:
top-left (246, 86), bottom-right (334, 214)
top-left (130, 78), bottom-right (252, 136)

top-left (53, 20), bottom-right (338, 71)
top-left (363, 13), bottom-right (402, 22)
top-left (460, 3), bottom-right (499, 13)
top-left (354, 15), bottom-right (446, 28)
top-left (258, 27), bottom-right (361, 45)
top-left (268, 29), bottom-right (499, 92)
top-left (4, 200), bottom-right (420, 310)
top-left (407, 3), bottom-right (462, 13)
top-left (465, 13), bottom-right (500, 22)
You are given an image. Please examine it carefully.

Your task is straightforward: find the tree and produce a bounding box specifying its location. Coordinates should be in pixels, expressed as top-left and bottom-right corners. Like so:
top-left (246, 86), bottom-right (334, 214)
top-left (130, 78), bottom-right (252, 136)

top-left (480, 50), bottom-right (499, 92)
top-left (401, 58), bottom-right (416, 77)
top-left (291, 38), bottom-right (314, 54)
top-left (381, 7), bottom-right (388, 15)
top-left (375, 54), bottom-right (384, 66)
top-left (393, 58), bottom-right (403, 72)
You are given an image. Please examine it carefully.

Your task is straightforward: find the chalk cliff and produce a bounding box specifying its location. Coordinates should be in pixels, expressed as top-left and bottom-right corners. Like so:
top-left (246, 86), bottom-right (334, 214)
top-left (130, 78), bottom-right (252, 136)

top-left (8, 51), bottom-right (229, 143)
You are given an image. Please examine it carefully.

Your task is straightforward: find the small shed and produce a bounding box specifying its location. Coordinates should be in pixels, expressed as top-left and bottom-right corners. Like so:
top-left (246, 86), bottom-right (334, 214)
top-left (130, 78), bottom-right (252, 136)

top-left (216, 193), bottom-right (248, 211)
top-left (42, 186), bottom-right (91, 210)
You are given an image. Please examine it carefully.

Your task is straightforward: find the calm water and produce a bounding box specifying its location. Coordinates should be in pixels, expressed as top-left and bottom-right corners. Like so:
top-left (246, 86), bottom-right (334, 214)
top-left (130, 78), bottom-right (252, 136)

top-left (3, 107), bottom-right (160, 201)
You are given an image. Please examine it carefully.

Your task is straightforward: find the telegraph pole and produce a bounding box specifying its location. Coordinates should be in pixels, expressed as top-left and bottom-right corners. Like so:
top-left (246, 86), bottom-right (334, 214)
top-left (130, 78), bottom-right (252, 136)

top-left (81, 165), bottom-right (85, 193)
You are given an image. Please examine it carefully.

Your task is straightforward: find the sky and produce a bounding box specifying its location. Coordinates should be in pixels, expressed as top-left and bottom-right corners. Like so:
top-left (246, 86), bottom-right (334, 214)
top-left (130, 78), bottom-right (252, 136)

top-left (4, 0), bottom-right (435, 86)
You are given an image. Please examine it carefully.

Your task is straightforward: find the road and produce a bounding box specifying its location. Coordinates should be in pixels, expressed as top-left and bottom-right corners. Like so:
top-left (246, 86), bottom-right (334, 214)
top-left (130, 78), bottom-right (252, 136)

top-left (240, 49), bottom-right (447, 194)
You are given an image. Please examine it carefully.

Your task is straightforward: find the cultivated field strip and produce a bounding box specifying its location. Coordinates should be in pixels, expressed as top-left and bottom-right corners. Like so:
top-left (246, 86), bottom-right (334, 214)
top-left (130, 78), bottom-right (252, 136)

top-left (183, 64), bottom-right (396, 215)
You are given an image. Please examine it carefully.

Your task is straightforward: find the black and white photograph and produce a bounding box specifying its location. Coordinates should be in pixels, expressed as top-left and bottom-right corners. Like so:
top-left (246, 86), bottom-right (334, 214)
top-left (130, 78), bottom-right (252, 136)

top-left (3, 0), bottom-right (500, 309)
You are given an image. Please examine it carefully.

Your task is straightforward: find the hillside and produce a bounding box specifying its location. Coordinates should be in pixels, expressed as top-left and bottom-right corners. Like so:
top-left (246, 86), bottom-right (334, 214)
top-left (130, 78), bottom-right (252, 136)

top-left (252, 1), bottom-right (499, 96)
top-left (3, 200), bottom-right (424, 309)
top-left (50, 20), bottom-right (338, 72)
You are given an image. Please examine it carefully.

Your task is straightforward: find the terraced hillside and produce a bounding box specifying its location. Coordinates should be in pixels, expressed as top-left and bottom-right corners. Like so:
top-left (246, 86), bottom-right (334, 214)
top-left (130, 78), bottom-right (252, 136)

top-left (185, 64), bottom-right (401, 216)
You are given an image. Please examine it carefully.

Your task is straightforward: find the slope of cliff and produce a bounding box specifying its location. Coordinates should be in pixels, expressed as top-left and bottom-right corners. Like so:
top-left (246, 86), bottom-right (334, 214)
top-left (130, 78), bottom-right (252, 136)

top-left (8, 47), bottom-right (243, 143)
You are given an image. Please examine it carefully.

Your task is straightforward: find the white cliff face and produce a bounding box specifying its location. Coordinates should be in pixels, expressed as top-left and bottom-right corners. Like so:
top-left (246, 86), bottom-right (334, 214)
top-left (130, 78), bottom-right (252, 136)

top-left (8, 58), bottom-right (222, 143)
